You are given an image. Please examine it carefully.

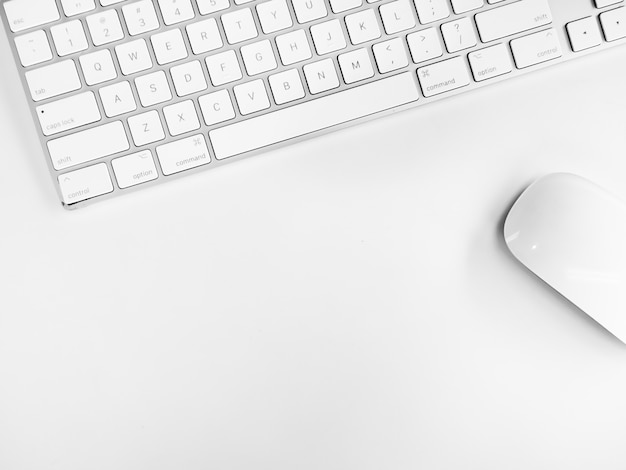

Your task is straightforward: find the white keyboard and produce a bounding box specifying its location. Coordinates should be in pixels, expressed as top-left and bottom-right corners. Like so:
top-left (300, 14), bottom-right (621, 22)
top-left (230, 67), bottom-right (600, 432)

top-left (2, 0), bottom-right (625, 208)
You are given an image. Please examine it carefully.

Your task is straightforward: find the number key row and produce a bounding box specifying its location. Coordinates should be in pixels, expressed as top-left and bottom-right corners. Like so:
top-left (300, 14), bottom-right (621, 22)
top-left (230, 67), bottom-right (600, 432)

top-left (8, 0), bottom-right (494, 70)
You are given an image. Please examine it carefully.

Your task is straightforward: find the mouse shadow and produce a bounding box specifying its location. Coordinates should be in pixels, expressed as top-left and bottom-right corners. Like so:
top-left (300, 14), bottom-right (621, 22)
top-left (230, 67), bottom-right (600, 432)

top-left (496, 187), bottom-right (626, 348)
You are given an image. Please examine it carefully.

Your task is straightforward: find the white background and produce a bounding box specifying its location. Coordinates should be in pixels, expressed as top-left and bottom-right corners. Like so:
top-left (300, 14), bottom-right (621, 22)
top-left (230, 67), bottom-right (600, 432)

top-left (2, 17), bottom-right (626, 470)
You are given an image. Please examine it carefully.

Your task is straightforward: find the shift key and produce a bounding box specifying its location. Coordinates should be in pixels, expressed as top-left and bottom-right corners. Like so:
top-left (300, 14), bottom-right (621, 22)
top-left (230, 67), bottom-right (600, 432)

top-left (48, 121), bottom-right (130, 170)
top-left (475, 0), bottom-right (553, 42)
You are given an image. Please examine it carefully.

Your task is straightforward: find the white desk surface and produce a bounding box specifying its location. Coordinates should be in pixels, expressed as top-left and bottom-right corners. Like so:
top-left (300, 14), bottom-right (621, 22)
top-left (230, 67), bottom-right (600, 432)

top-left (2, 19), bottom-right (626, 470)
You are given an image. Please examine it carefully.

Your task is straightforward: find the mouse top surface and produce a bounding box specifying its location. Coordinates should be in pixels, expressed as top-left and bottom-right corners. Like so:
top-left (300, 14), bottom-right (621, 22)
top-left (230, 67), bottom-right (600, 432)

top-left (504, 173), bottom-right (626, 343)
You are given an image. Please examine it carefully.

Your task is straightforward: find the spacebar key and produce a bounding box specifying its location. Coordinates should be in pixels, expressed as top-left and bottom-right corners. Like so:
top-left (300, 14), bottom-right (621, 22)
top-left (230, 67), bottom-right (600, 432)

top-left (209, 72), bottom-right (419, 160)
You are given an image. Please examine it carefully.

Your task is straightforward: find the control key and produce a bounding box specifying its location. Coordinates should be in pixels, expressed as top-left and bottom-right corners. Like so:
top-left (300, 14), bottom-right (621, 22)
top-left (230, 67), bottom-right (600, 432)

top-left (58, 163), bottom-right (113, 205)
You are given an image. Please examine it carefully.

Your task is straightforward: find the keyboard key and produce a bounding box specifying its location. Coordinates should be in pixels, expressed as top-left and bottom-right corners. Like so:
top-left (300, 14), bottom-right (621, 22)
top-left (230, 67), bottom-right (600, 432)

top-left (135, 70), bottom-right (172, 107)
top-left (171, 60), bottom-right (208, 96)
top-left (595, 0), bottom-right (623, 7)
top-left (128, 110), bottom-right (166, 146)
top-left (151, 28), bottom-right (188, 64)
top-left (329, 0), bottom-right (362, 13)
top-left (303, 58), bottom-right (340, 94)
top-left (205, 50), bottom-right (242, 86)
top-left (79, 49), bottom-right (118, 85)
top-left (4, 0), bottom-right (60, 33)
top-left (111, 150), bottom-right (159, 189)
top-left (468, 43), bottom-right (512, 81)
top-left (600, 7), bottom-right (626, 41)
top-left (339, 48), bottom-right (374, 83)
top-left (407, 28), bottom-right (443, 63)
top-left (441, 17), bottom-right (477, 53)
top-left (60, 0), bottom-right (96, 16)
top-left (186, 18), bottom-right (223, 54)
top-left (475, 0), bottom-right (552, 42)
top-left (276, 29), bottom-right (312, 65)
top-left (36, 91), bottom-right (101, 136)
top-left (241, 40), bottom-right (278, 75)
top-left (257, 0), bottom-right (293, 34)
top-left (311, 19), bottom-right (347, 55)
top-left (417, 56), bottom-right (471, 97)
top-left (116, 39), bottom-right (153, 75)
top-left (380, 0), bottom-right (416, 34)
top-left (269, 69), bottom-right (306, 104)
top-left (157, 0), bottom-right (195, 25)
top-left (221, 8), bottom-right (258, 44)
top-left (413, 0), bottom-right (450, 24)
top-left (58, 163), bottom-right (113, 205)
top-left (122, 1), bottom-right (160, 36)
top-left (198, 89), bottom-right (236, 125)
top-left (511, 28), bottom-right (562, 68)
top-left (14, 30), bottom-right (53, 67)
top-left (86, 10), bottom-right (125, 46)
top-left (450, 0), bottom-right (483, 14)
top-left (234, 79), bottom-right (271, 115)
top-left (163, 100), bottom-right (201, 136)
top-left (25, 60), bottom-right (81, 102)
top-left (197, 0), bottom-right (230, 14)
top-left (101, 0), bottom-right (127, 5)
top-left (48, 121), bottom-right (130, 170)
top-left (99, 81), bottom-right (137, 117)
top-left (292, 0), bottom-right (328, 23)
top-left (346, 9), bottom-right (381, 44)
top-left (567, 17), bottom-right (602, 52)
top-left (51, 21), bottom-right (89, 57)
top-left (209, 72), bottom-right (418, 159)
top-left (156, 135), bottom-right (211, 175)
top-left (373, 37), bottom-right (409, 73)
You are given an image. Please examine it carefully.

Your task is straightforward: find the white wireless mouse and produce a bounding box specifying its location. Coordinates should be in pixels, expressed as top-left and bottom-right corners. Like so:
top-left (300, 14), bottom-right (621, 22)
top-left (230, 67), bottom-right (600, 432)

top-left (504, 173), bottom-right (626, 343)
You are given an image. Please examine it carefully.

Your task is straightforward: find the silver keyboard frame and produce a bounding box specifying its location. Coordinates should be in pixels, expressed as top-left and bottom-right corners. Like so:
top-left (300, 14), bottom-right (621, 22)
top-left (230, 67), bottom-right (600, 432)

top-left (1, 0), bottom-right (625, 209)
